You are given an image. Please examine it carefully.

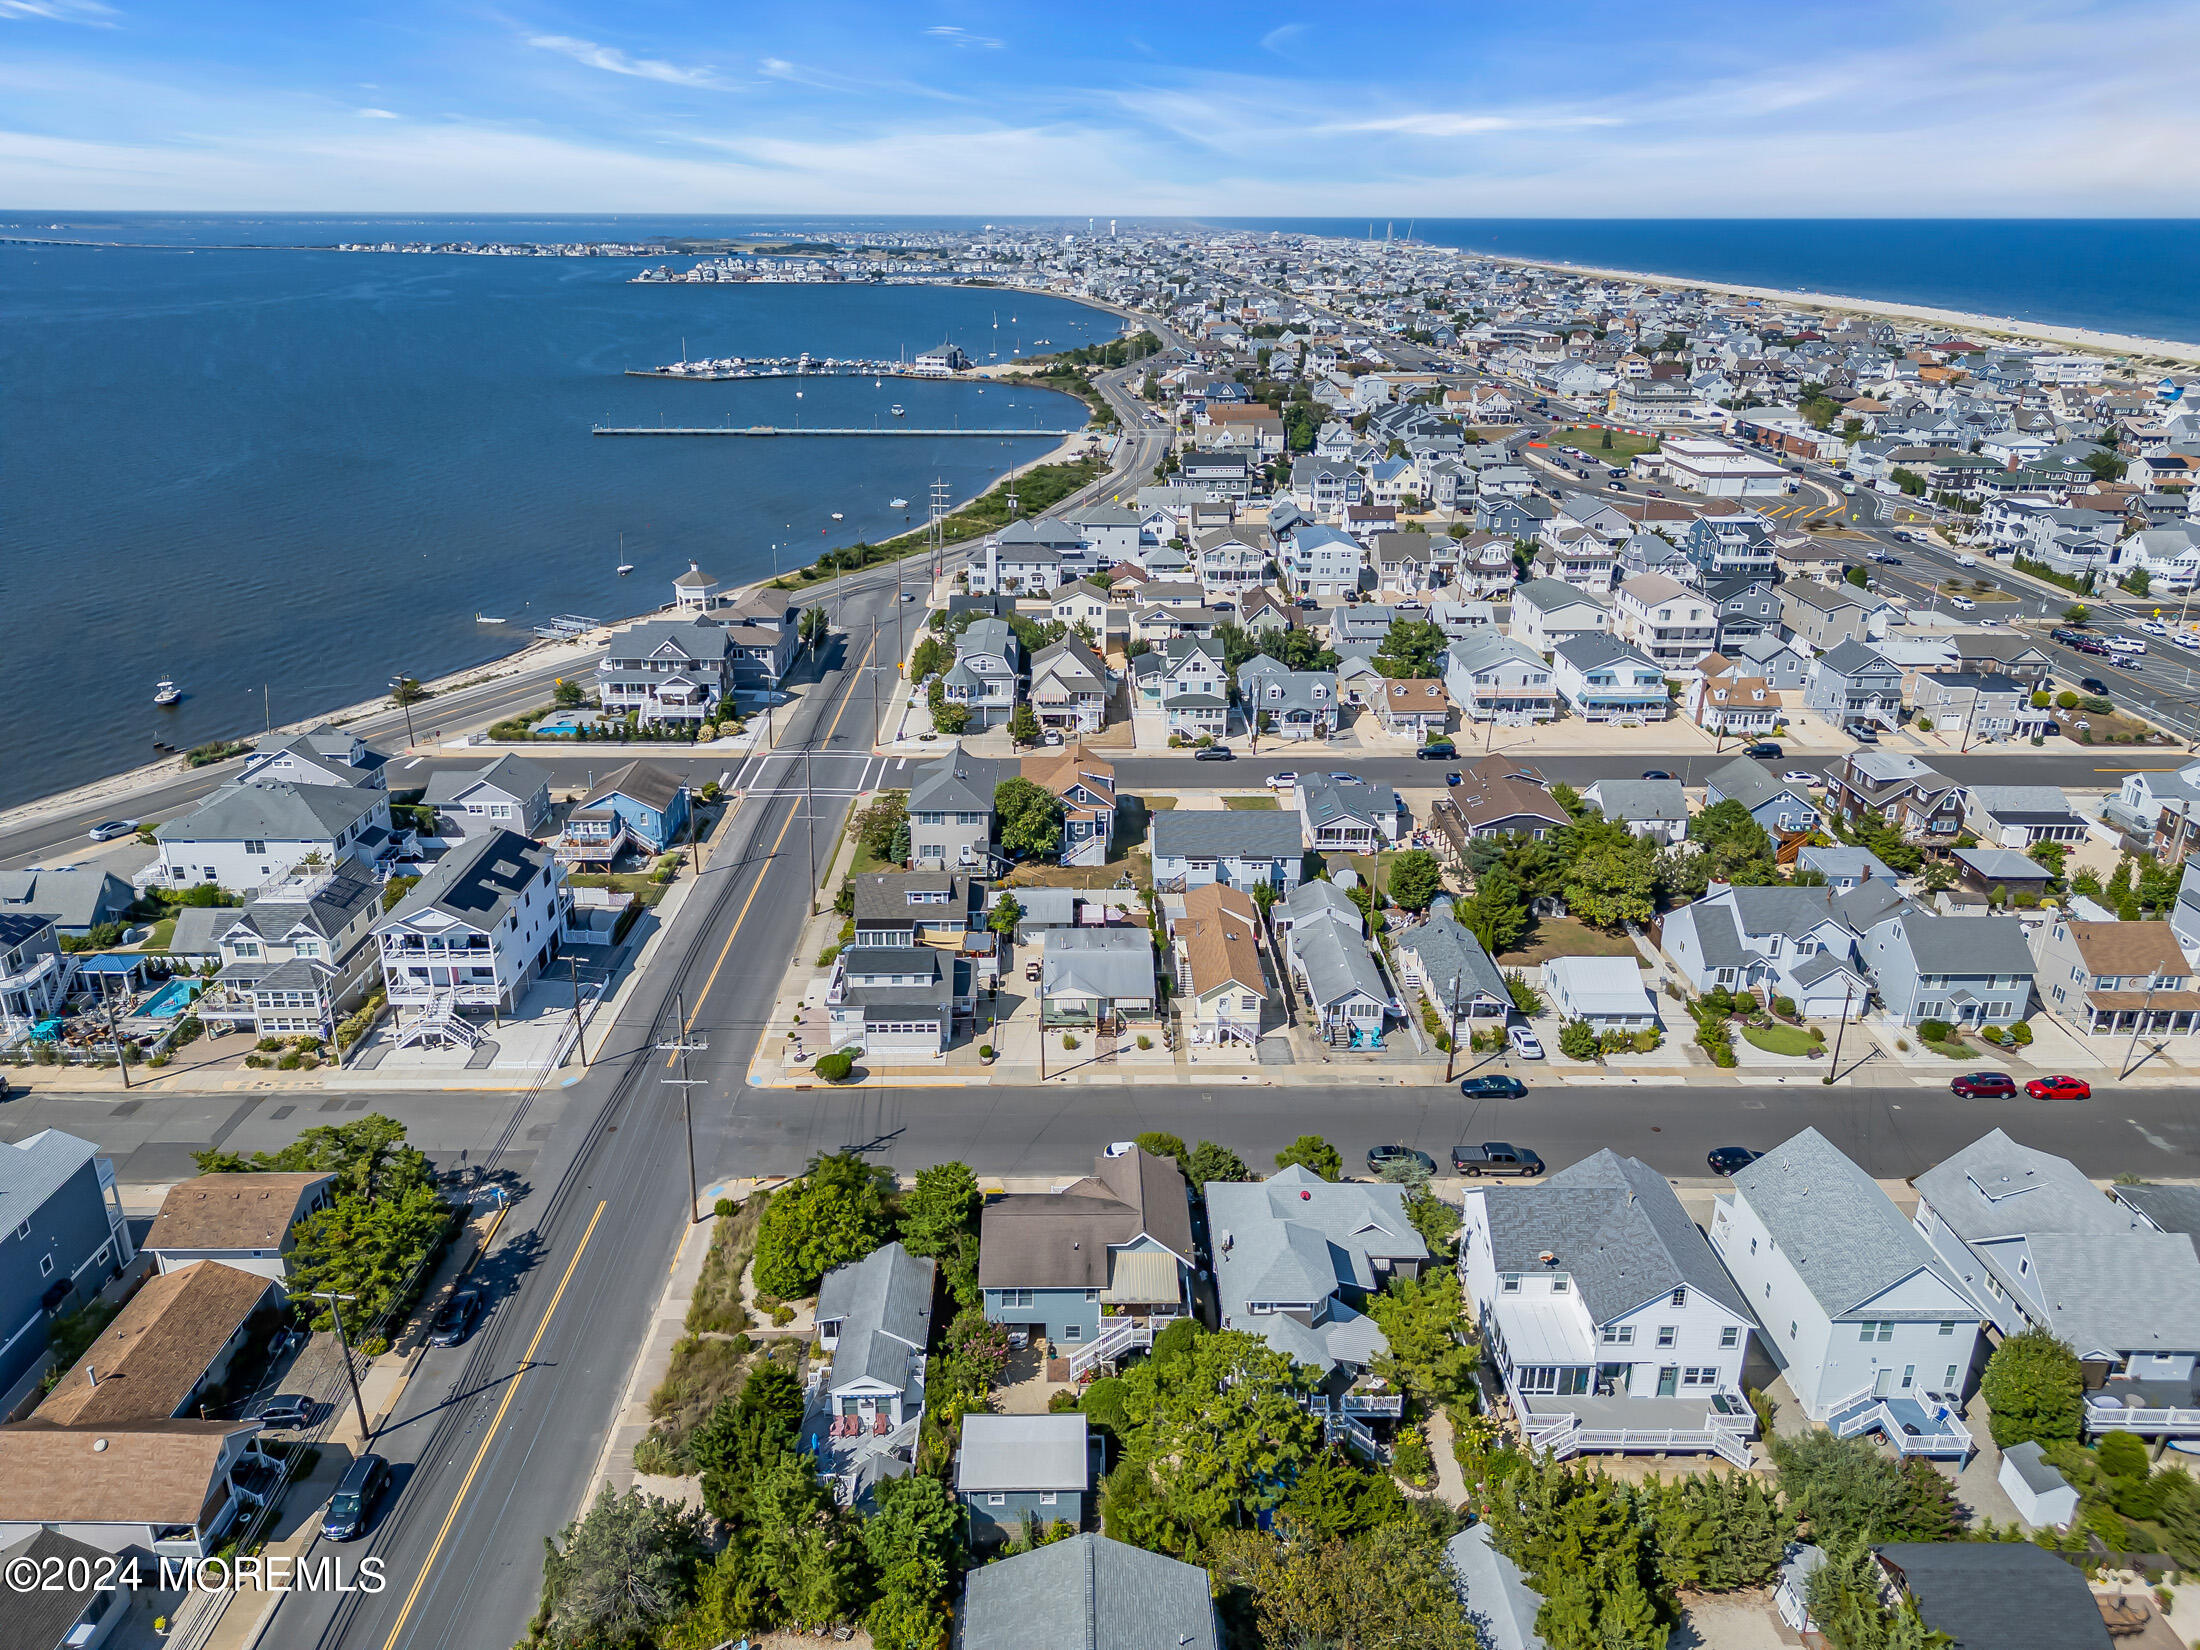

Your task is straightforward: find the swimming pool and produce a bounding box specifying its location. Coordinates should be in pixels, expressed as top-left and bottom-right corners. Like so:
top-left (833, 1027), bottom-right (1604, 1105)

top-left (138, 978), bottom-right (199, 1019)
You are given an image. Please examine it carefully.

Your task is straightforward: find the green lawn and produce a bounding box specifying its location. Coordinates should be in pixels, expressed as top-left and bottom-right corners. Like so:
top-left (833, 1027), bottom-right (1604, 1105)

top-left (140, 917), bottom-right (177, 952)
top-left (1222, 795), bottom-right (1279, 810)
top-left (1743, 1023), bottom-right (1818, 1058)
top-left (1497, 918), bottom-right (1643, 967)
top-left (567, 871), bottom-right (671, 908)
top-left (1543, 425), bottom-right (1659, 466)
top-left (1142, 796), bottom-right (1177, 810)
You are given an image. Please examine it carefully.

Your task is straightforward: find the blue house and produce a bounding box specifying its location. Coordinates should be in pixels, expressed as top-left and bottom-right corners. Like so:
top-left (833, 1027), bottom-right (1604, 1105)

top-left (979, 1147), bottom-right (1195, 1363)
top-left (1150, 809), bottom-right (1305, 893)
top-left (956, 1413), bottom-right (1094, 1548)
top-left (557, 759), bottom-right (691, 864)
top-left (0, 1130), bottom-right (135, 1395)
top-left (1703, 754), bottom-right (1820, 835)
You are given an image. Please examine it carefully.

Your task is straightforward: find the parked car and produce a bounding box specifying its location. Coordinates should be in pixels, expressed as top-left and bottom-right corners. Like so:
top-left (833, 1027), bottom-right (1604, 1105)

top-left (1640, 769), bottom-right (1673, 780)
top-left (1450, 1141), bottom-right (1544, 1177)
top-left (1949, 596), bottom-right (1977, 611)
top-left (1706, 1147), bottom-right (1763, 1176)
top-left (428, 1287), bottom-right (483, 1348)
top-left (1192, 746), bottom-right (1235, 761)
top-left (1445, 771), bottom-right (1463, 786)
top-left (2025, 1075), bottom-right (2092, 1100)
top-left (1873, 552), bottom-right (1902, 565)
top-left (1327, 772), bottom-right (1356, 783)
top-left (2109, 636), bottom-right (2148, 655)
top-left (86, 819), bottom-right (136, 841)
top-left (1742, 741), bottom-right (1783, 759)
top-left (1507, 1024), bottom-right (1545, 1059)
top-left (1848, 725), bottom-right (1880, 743)
top-left (2070, 636), bottom-right (2112, 656)
top-left (1782, 770), bottom-right (1818, 787)
top-left (1951, 1071), bottom-right (2018, 1098)
top-left (1458, 1075), bottom-right (1528, 1099)
top-left (254, 1394), bottom-right (316, 1430)
top-left (1367, 1144), bottom-right (1438, 1177)
top-left (322, 1453), bottom-right (391, 1542)
top-left (1266, 772), bottom-right (1297, 790)
top-left (1416, 740), bottom-right (1457, 760)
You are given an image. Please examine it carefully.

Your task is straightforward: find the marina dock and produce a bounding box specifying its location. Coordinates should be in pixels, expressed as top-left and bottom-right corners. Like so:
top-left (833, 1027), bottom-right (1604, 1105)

top-left (591, 425), bottom-right (1082, 437)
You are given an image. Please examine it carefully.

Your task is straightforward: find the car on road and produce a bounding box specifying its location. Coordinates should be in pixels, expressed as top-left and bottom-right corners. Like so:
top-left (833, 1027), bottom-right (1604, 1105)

top-left (1451, 1141), bottom-right (1544, 1177)
top-left (1892, 531), bottom-right (1914, 543)
top-left (322, 1452), bottom-right (391, 1542)
top-left (2069, 635), bottom-right (2113, 656)
top-left (1951, 1071), bottom-right (2018, 1098)
top-left (899, 592), bottom-right (917, 602)
top-left (1781, 770), bottom-right (1818, 787)
top-left (1647, 487), bottom-right (1666, 497)
top-left (1742, 741), bottom-right (1783, 759)
top-left (1327, 771), bottom-right (1356, 783)
top-left (1367, 1144), bottom-right (1438, 1177)
top-left (86, 820), bottom-right (136, 842)
top-left (1640, 769), bottom-right (1674, 780)
top-left (2109, 636), bottom-right (2148, 655)
top-left (255, 1394), bottom-right (317, 1430)
top-left (1508, 1024), bottom-right (1545, 1059)
top-left (1608, 481), bottom-right (1627, 492)
top-left (2179, 633), bottom-right (2200, 651)
top-left (1948, 596), bottom-right (1976, 611)
top-left (2080, 676), bottom-right (2110, 695)
top-left (1266, 772), bottom-right (1297, 790)
top-left (429, 1287), bottom-right (483, 1348)
top-left (2140, 620), bottom-right (2168, 635)
top-left (2025, 1075), bottom-right (2092, 1101)
top-left (2113, 656), bottom-right (2141, 671)
top-left (1445, 771), bottom-right (1462, 786)
top-left (1415, 740), bottom-right (1457, 760)
top-left (1458, 1075), bottom-right (1529, 1099)
top-left (1192, 746), bottom-right (1235, 761)
top-left (1873, 552), bottom-right (1902, 565)
top-left (1706, 1147), bottom-right (1763, 1176)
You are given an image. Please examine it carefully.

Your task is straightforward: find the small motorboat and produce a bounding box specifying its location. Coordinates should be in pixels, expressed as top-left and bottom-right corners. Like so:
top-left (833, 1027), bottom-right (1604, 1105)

top-left (153, 679), bottom-right (180, 706)
top-left (888, 497), bottom-right (909, 509)
top-left (890, 404), bottom-right (904, 417)
top-left (476, 613), bottom-right (506, 624)
top-left (616, 562), bottom-right (635, 575)
top-left (831, 512), bottom-right (844, 521)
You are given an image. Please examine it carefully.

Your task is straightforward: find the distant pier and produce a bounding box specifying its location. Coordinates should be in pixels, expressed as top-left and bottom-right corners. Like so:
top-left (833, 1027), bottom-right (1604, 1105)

top-left (591, 424), bottom-right (1082, 438)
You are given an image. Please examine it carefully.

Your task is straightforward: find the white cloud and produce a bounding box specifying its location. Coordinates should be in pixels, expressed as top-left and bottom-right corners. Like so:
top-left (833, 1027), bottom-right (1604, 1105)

top-left (924, 25), bottom-right (1002, 49)
top-left (0, 0), bottom-right (115, 23)
top-left (526, 34), bottom-right (725, 88)
top-left (1258, 23), bottom-right (1306, 55)
top-left (1326, 111), bottom-right (1623, 137)
top-left (356, 107), bottom-right (397, 118)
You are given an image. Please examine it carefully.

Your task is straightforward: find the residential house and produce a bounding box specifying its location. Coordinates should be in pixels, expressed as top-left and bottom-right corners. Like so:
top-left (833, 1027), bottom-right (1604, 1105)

top-left (1129, 635), bottom-right (1227, 709)
top-left (0, 914), bottom-right (71, 1043)
top-left (1732, 632), bottom-right (1813, 692)
top-left (1191, 527), bottom-right (1272, 602)
top-left (1702, 755), bottom-right (1820, 835)
top-left (1960, 785), bottom-right (2088, 848)
top-left (1288, 457), bottom-right (1367, 520)
top-left (942, 617), bottom-right (1024, 730)
top-left (555, 759), bottom-right (690, 864)
top-left (907, 747), bottom-right (1012, 873)
top-left (1709, 580), bottom-right (1785, 650)
top-left (958, 1532), bottom-right (1218, 1650)
top-left (1685, 513), bottom-right (1779, 581)
top-left (1542, 956), bottom-right (1658, 1031)
top-left (1856, 910), bottom-right (2035, 1029)
top-left (238, 726), bottom-right (386, 792)
top-left (1372, 533), bottom-right (1448, 598)
top-left (1950, 847), bottom-right (2055, 904)
top-left (2030, 917), bottom-right (2199, 1037)
top-left (1027, 637), bottom-right (1109, 735)
top-left (1509, 580), bottom-right (1612, 656)
top-left (1871, 1543), bottom-right (2112, 1650)
top-left (824, 943), bottom-right (963, 1059)
top-left (1797, 845), bottom-right (1899, 893)
top-left (1297, 774), bottom-right (1403, 853)
top-left (1167, 883), bottom-right (1269, 1049)
top-left (1529, 529), bottom-right (1620, 595)
top-left (1275, 880), bottom-right (1395, 1047)
top-left (1442, 634), bottom-right (1558, 724)
top-left (1910, 674), bottom-right (2051, 744)
top-left (813, 1241), bottom-right (934, 1441)
top-left (1022, 746), bottom-right (1117, 868)
top-left (1781, 585), bottom-right (1882, 654)
top-left (1390, 897), bottom-right (1513, 1030)
top-left (1707, 1129), bottom-right (1983, 1441)
top-left (0, 866), bottom-right (134, 940)
top-left (595, 614), bottom-right (740, 723)
top-left (1551, 634), bottom-right (1669, 723)
top-left (1178, 450), bottom-right (1251, 501)
top-left (1040, 928), bottom-right (1158, 1028)
top-left (975, 519), bottom-right (1086, 595)
top-left (1614, 575), bottom-right (1717, 668)
top-left (0, 1529), bottom-right (129, 1650)
top-left (1825, 752), bottom-right (1965, 845)
top-left (1683, 655), bottom-right (1780, 738)
top-left (0, 1419), bottom-right (269, 1560)
top-left (374, 828), bottom-right (572, 1041)
top-left (1440, 758), bottom-right (1572, 841)
top-left (0, 1130), bottom-right (133, 1395)
top-left (978, 1146), bottom-right (1195, 1354)
top-left (1454, 532), bottom-right (1521, 598)
top-left (1804, 641), bottom-right (1904, 734)
top-left (1580, 779), bottom-right (1688, 844)
top-left (1206, 1169), bottom-right (1425, 1437)
top-left (1047, 578), bottom-right (1112, 640)
top-left (1915, 1130), bottom-right (2200, 1431)
top-left (151, 779), bottom-right (395, 895)
top-left (142, 1172), bottom-right (334, 1287)
top-left (1373, 678), bottom-right (1451, 738)
top-left (1659, 883), bottom-right (1889, 1017)
top-left (1280, 523), bottom-right (1365, 599)
top-left (1447, 1526), bottom-right (1550, 1650)
top-left (424, 754), bottom-right (554, 838)
top-left (1149, 810), bottom-right (1305, 893)
top-left (34, 1260), bottom-right (274, 1430)
top-left (1236, 656), bottom-right (1340, 740)
top-left (1461, 1150), bottom-right (1759, 1463)
top-left (191, 859), bottom-right (382, 1040)
top-left (850, 871), bottom-right (981, 946)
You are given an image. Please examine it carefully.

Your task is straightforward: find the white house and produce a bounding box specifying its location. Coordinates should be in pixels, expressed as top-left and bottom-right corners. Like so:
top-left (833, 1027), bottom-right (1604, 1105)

top-left (1708, 1129), bottom-right (1982, 1454)
top-left (1509, 580), bottom-right (1611, 657)
top-left (151, 780), bottom-right (395, 895)
top-left (1460, 1149), bottom-right (1758, 1464)
top-left (1443, 633), bottom-right (1558, 725)
top-left (1541, 956), bottom-right (1658, 1031)
top-left (1614, 574), bottom-right (1719, 669)
top-left (1549, 634), bottom-right (1670, 723)
top-left (373, 828), bottom-right (571, 1047)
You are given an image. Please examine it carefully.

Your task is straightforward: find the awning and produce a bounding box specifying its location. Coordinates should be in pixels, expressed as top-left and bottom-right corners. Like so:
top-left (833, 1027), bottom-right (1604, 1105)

top-left (1102, 1249), bottom-right (1182, 1305)
top-left (2087, 990), bottom-right (2200, 1012)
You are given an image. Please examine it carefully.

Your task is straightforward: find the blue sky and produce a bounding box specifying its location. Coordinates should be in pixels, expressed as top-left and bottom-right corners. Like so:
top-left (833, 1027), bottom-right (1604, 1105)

top-left (2, 0), bottom-right (2195, 213)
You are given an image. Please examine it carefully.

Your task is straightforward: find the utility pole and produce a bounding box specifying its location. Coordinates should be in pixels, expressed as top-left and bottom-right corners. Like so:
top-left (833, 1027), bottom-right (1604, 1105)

top-left (1443, 974), bottom-right (1462, 1085)
top-left (2122, 978), bottom-right (2161, 1080)
top-left (1827, 982), bottom-right (1855, 1079)
top-left (104, 993), bottom-right (131, 1090)
top-left (312, 1289), bottom-right (372, 1444)
top-left (657, 990), bottom-right (708, 1224)
top-left (569, 955), bottom-right (590, 1066)
top-left (803, 743), bottom-right (819, 913)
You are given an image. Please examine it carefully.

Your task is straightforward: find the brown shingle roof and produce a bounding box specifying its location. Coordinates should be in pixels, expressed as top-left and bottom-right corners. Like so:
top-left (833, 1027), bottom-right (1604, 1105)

top-left (2067, 921), bottom-right (2188, 978)
top-left (977, 1148), bottom-right (1193, 1290)
top-left (0, 1420), bottom-right (256, 1526)
top-left (145, 1172), bottom-right (333, 1255)
top-left (36, 1262), bottom-right (273, 1426)
top-left (1176, 884), bottom-right (1265, 1000)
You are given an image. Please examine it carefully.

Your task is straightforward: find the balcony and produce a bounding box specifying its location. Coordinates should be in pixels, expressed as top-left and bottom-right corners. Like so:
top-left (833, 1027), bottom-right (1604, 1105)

top-left (2086, 1383), bottom-right (2200, 1437)
top-left (1827, 1386), bottom-right (1973, 1459)
top-left (1520, 1391), bottom-right (1757, 1469)
top-left (0, 949), bottom-right (61, 994)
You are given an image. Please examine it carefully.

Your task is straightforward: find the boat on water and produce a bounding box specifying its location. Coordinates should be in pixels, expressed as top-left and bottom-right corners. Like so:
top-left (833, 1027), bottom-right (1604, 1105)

top-left (830, 512), bottom-right (844, 521)
top-left (153, 679), bottom-right (180, 706)
top-left (889, 497), bottom-right (909, 509)
top-left (890, 404), bottom-right (905, 417)
top-left (476, 613), bottom-right (506, 624)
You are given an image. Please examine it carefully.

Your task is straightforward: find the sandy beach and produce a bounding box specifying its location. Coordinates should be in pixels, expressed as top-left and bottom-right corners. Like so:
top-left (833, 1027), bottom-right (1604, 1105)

top-left (1475, 252), bottom-right (2200, 366)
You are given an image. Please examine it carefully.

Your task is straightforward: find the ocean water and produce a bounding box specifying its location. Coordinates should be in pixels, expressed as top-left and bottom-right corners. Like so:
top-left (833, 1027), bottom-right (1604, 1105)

top-left (0, 222), bottom-right (1116, 809)
top-left (1218, 219), bottom-right (2200, 346)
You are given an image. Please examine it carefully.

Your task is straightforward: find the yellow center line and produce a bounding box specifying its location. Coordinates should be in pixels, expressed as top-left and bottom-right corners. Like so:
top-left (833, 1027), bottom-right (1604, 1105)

top-left (379, 1199), bottom-right (608, 1650)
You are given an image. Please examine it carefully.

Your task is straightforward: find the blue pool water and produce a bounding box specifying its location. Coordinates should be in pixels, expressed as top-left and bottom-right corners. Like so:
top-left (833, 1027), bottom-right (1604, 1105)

top-left (138, 978), bottom-right (199, 1019)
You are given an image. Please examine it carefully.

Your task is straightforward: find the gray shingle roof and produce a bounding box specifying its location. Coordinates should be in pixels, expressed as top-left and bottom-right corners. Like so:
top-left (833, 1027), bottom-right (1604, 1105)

top-left (1041, 928), bottom-right (1155, 1001)
top-left (960, 1534), bottom-right (1218, 1650)
top-left (1513, 578), bottom-right (1608, 617)
top-left (1480, 1149), bottom-right (1753, 1324)
top-left (956, 1414), bottom-right (1089, 1493)
top-left (1205, 1167), bottom-right (1427, 1363)
top-left (1704, 756), bottom-right (1808, 816)
top-left (1584, 779), bottom-right (1686, 824)
top-left (0, 1129), bottom-right (101, 1249)
top-left (0, 866), bottom-right (134, 933)
top-left (1874, 1541), bottom-right (2112, 1650)
top-left (1729, 1128), bottom-right (1964, 1318)
top-left (156, 780), bottom-right (380, 844)
top-left (424, 753), bottom-right (552, 808)
top-left (908, 745), bottom-right (1014, 816)
top-left (1962, 784), bottom-right (2082, 822)
top-left (1150, 809), bottom-right (1304, 861)
top-left (381, 829), bottom-right (551, 932)
top-left (1447, 1525), bottom-right (1549, 1650)
top-left (816, 1241), bottom-right (934, 1396)
top-left (1394, 902), bottom-right (1509, 1008)
top-left (1881, 912), bottom-right (2035, 976)
top-left (1298, 774), bottom-right (1397, 832)
top-left (579, 759), bottom-right (685, 815)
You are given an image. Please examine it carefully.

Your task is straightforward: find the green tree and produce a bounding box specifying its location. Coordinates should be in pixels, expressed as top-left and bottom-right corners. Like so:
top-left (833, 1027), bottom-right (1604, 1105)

top-left (1275, 1448), bottom-right (1408, 1540)
top-left (1008, 703), bottom-right (1040, 746)
top-left (1564, 843), bottom-right (1657, 929)
top-left (1557, 1018), bottom-right (1600, 1060)
top-left (1461, 863), bottom-right (1530, 955)
top-left (194, 1113), bottom-right (430, 1201)
top-left (855, 793), bottom-right (908, 861)
top-left (1209, 1520), bottom-right (1472, 1649)
top-left (1846, 564), bottom-right (1870, 589)
top-left (1485, 1457), bottom-right (1671, 1650)
top-left (535, 1486), bottom-right (706, 1650)
top-left (691, 1365), bottom-right (807, 1525)
top-left (1644, 1472), bottom-right (1792, 1593)
top-left (752, 1153), bottom-right (895, 1300)
top-left (1368, 1267), bottom-right (1479, 1405)
top-left (748, 1447), bottom-right (865, 1628)
top-left (988, 892), bottom-right (1022, 939)
top-left (2063, 604), bottom-right (2090, 626)
top-left (1692, 798), bottom-right (1780, 885)
top-left (860, 1474), bottom-right (959, 1650)
top-left (552, 676), bottom-right (586, 709)
top-left (1980, 1327), bottom-right (2084, 1448)
top-left (1181, 1140), bottom-right (1253, 1190)
top-left (1274, 1134), bottom-right (1342, 1180)
top-left (1374, 616), bottom-right (1450, 680)
top-left (1134, 1131), bottom-right (1188, 1161)
top-left (898, 1160), bottom-right (982, 1307)
top-left (1807, 1540), bottom-right (1952, 1650)
top-left (994, 776), bottom-right (1066, 860)
top-left (1769, 1430), bottom-right (1912, 1546)
top-left (1386, 848), bottom-right (1446, 913)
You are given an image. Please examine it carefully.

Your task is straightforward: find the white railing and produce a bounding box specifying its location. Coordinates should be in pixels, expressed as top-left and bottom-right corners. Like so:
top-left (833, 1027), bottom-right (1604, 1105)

top-left (1067, 1318), bottom-right (1152, 1379)
top-left (1831, 1389), bottom-right (1972, 1456)
top-left (1340, 1392), bottom-right (1406, 1418)
top-left (2086, 1398), bottom-right (2200, 1435)
top-left (1522, 1409), bottom-right (1754, 1469)
top-left (1326, 1411), bottom-right (1384, 1461)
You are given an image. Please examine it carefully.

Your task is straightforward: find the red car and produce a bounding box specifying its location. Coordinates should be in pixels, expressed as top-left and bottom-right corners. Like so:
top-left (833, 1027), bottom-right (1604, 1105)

top-left (2025, 1075), bottom-right (2092, 1101)
top-left (1951, 1072), bottom-right (2017, 1098)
